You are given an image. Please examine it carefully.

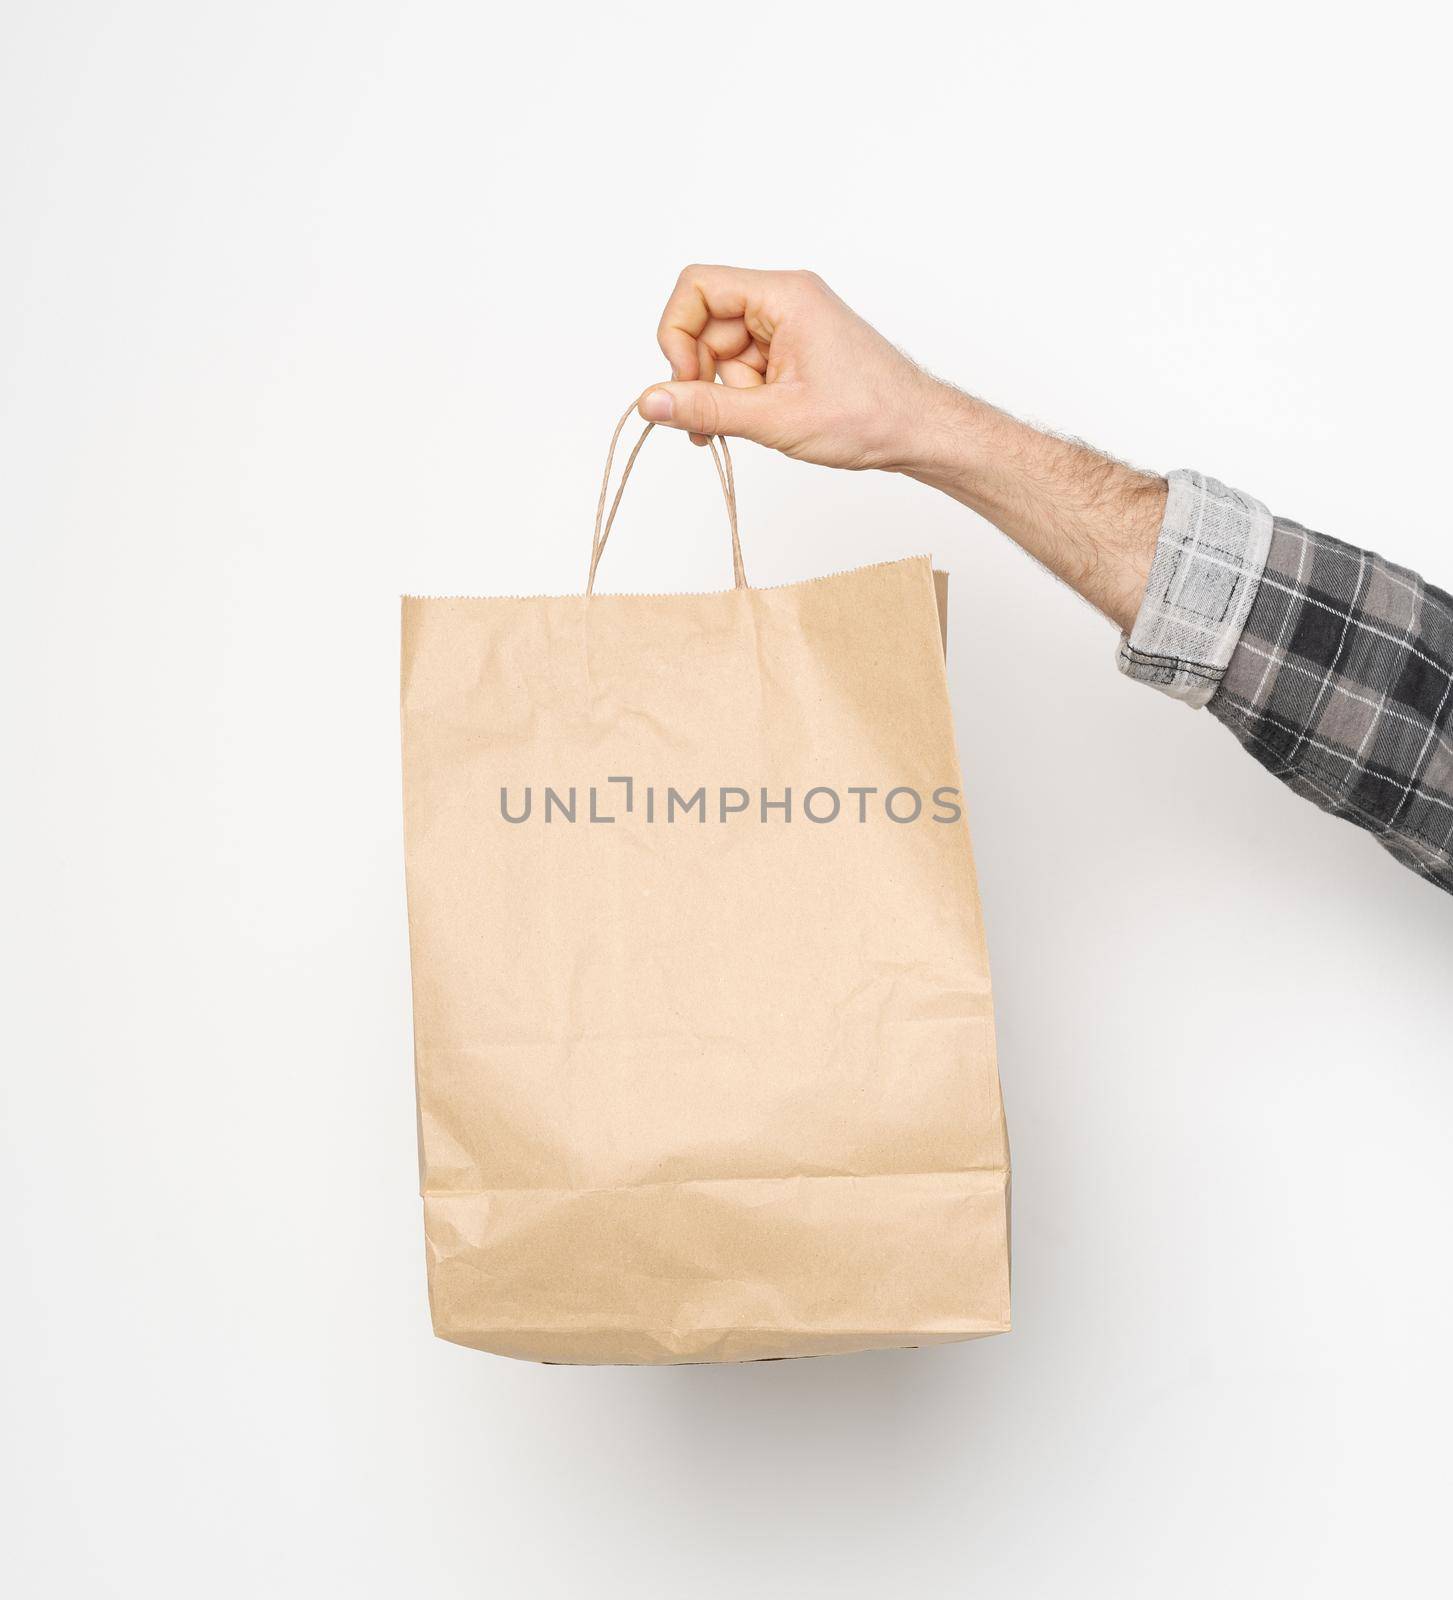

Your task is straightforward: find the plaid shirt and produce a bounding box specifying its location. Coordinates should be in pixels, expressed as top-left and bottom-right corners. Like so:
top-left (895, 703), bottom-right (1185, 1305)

top-left (1119, 471), bottom-right (1453, 895)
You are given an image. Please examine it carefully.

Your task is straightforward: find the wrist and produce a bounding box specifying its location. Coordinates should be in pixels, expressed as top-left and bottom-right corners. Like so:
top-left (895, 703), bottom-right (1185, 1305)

top-left (889, 382), bottom-right (1001, 486)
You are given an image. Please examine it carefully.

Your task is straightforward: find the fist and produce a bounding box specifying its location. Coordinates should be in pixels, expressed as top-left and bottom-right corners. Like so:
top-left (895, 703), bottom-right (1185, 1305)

top-left (639, 265), bottom-right (957, 474)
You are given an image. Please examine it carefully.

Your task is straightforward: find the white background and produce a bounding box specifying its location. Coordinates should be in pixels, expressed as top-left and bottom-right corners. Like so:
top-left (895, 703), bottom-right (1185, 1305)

top-left (4, 2), bottom-right (1450, 1595)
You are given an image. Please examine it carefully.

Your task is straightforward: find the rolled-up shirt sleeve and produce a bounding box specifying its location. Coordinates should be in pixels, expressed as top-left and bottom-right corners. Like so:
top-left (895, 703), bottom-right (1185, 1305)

top-left (1118, 471), bottom-right (1453, 895)
top-left (1116, 470), bottom-right (1274, 706)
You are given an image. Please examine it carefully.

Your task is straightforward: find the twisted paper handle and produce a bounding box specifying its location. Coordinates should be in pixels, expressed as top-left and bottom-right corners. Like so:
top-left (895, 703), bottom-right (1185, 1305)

top-left (587, 401), bottom-right (745, 595)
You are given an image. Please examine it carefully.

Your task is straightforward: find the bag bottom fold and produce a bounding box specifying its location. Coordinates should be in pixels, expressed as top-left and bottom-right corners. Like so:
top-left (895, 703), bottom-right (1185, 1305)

top-left (424, 1168), bottom-right (1011, 1365)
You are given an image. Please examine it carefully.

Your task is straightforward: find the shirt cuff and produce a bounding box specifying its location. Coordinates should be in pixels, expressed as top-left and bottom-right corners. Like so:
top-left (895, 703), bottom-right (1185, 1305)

top-left (1116, 469), bottom-right (1273, 708)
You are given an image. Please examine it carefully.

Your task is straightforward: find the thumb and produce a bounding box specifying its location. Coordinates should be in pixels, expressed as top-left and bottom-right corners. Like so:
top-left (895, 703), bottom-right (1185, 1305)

top-left (638, 381), bottom-right (781, 445)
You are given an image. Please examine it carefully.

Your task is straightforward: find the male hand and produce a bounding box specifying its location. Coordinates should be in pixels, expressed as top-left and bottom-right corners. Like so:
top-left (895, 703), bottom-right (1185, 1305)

top-left (639, 265), bottom-right (957, 473)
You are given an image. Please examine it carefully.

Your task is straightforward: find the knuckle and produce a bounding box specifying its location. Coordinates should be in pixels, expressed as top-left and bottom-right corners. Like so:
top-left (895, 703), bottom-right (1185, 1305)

top-left (686, 388), bottom-right (718, 433)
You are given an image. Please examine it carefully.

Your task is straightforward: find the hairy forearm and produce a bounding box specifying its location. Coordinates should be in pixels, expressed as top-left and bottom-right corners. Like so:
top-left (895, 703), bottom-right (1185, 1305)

top-left (896, 387), bottom-right (1167, 633)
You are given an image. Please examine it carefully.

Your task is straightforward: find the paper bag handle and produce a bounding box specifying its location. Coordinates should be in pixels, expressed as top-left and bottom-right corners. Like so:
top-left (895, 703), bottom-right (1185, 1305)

top-left (587, 401), bottom-right (746, 596)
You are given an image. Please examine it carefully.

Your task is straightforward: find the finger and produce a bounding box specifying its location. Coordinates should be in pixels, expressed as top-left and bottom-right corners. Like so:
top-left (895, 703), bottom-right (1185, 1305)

top-left (718, 358), bottom-right (765, 388)
top-left (638, 380), bottom-right (780, 444)
top-left (689, 344), bottom-right (718, 445)
top-left (698, 317), bottom-right (753, 363)
top-left (724, 337), bottom-right (767, 375)
top-left (656, 264), bottom-right (779, 380)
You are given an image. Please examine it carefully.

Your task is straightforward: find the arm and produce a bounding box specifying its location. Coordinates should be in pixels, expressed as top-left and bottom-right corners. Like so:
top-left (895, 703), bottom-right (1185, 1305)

top-left (639, 266), bottom-right (1165, 631)
top-left (638, 265), bottom-right (1453, 896)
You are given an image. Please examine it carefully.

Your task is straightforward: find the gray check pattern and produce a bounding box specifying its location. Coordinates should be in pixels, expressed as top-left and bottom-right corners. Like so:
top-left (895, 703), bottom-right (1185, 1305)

top-left (1117, 470), bottom-right (1273, 707)
top-left (1207, 515), bottom-right (1453, 893)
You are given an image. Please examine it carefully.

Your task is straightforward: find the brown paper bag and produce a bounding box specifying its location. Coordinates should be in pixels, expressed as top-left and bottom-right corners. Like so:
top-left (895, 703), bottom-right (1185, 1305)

top-left (401, 409), bottom-right (1010, 1364)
